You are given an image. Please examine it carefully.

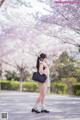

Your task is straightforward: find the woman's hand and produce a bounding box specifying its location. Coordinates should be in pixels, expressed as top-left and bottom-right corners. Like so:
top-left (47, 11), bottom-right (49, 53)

top-left (39, 61), bottom-right (49, 76)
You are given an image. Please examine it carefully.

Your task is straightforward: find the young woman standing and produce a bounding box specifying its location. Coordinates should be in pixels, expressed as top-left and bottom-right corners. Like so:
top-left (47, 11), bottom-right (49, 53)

top-left (32, 53), bottom-right (50, 113)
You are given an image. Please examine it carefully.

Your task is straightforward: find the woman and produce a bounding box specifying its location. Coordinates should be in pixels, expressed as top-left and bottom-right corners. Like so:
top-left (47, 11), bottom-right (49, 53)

top-left (32, 53), bottom-right (50, 113)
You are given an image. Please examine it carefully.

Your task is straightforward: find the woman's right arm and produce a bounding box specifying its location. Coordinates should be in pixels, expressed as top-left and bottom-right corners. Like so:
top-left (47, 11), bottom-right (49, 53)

top-left (39, 63), bottom-right (44, 75)
top-left (39, 62), bottom-right (49, 76)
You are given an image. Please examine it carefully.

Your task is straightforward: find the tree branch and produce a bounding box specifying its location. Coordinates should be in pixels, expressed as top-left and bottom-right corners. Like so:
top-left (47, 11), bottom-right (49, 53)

top-left (0, 0), bottom-right (5, 7)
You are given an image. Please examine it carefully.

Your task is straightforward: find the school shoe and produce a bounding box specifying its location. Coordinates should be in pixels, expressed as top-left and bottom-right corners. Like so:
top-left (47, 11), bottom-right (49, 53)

top-left (41, 109), bottom-right (50, 113)
top-left (31, 108), bottom-right (41, 113)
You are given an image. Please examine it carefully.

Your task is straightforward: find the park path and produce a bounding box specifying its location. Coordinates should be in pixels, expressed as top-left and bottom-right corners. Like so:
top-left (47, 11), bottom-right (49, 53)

top-left (0, 91), bottom-right (80, 120)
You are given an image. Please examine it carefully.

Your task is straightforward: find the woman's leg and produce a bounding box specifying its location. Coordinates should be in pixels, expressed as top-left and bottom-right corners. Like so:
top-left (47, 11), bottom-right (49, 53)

top-left (32, 83), bottom-right (43, 113)
top-left (33, 83), bottom-right (44, 110)
top-left (40, 82), bottom-right (47, 110)
top-left (40, 82), bottom-right (50, 113)
top-left (33, 82), bottom-right (47, 109)
top-left (32, 82), bottom-right (49, 113)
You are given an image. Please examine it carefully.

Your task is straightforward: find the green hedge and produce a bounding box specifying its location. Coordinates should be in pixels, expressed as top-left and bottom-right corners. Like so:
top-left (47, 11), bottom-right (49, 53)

top-left (73, 83), bottom-right (80, 96)
top-left (0, 80), bottom-right (20, 90)
top-left (10, 81), bottom-right (20, 90)
top-left (51, 82), bottom-right (68, 94)
top-left (0, 80), bottom-right (11, 90)
top-left (1, 80), bottom-right (80, 96)
top-left (23, 81), bottom-right (38, 92)
top-left (0, 80), bottom-right (38, 92)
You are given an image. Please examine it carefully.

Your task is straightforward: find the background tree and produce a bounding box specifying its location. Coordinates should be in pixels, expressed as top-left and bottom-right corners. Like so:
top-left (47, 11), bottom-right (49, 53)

top-left (5, 70), bottom-right (20, 81)
top-left (16, 63), bottom-right (31, 92)
top-left (50, 51), bottom-right (77, 81)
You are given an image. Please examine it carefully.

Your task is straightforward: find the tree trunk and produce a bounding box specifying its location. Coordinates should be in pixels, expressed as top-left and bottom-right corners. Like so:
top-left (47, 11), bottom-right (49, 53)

top-left (20, 78), bottom-right (23, 92)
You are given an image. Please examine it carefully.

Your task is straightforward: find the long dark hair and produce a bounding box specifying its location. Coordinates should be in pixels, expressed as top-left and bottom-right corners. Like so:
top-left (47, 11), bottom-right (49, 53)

top-left (36, 53), bottom-right (47, 71)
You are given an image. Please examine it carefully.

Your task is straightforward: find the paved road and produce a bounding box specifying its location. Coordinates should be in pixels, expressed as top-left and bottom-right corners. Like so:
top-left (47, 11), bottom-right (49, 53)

top-left (0, 91), bottom-right (80, 120)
